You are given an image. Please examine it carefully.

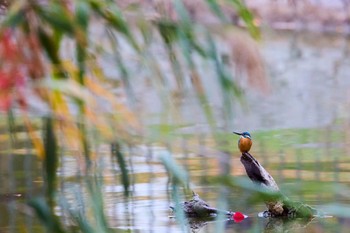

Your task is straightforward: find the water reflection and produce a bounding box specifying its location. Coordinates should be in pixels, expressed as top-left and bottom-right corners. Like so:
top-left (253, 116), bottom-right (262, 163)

top-left (1, 128), bottom-right (350, 232)
top-left (180, 214), bottom-right (324, 233)
top-left (56, 136), bottom-right (349, 233)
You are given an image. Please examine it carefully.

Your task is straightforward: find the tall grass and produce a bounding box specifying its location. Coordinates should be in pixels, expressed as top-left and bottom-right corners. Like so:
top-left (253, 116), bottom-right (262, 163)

top-left (0, 0), bottom-right (268, 232)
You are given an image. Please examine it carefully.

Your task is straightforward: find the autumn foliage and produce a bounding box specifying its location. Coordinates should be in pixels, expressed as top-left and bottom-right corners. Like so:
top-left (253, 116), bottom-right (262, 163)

top-left (0, 29), bottom-right (45, 111)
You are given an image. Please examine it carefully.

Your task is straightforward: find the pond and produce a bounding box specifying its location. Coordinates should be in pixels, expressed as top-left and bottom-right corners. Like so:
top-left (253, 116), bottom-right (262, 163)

top-left (1, 29), bottom-right (350, 233)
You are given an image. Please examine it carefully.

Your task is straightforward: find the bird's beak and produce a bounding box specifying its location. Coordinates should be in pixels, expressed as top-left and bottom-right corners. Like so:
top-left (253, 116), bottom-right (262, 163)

top-left (233, 131), bottom-right (242, 136)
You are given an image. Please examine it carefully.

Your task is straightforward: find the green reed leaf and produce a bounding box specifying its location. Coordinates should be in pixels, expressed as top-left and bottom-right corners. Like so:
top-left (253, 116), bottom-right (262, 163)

top-left (43, 117), bottom-right (58, 208)
top-left (111, 142), bottom-right (130, 197)
top-left (76, 1), bottom-right (90, 30)
top-left (156, 21), bottom-right (179, 45)
top-left (206, 32), bottom-right (242, 97)
top-left (227, 0), bottom-right (260, 39)
top-left (159, 152), bottom-right (189, 187)
top-left (173, 0), bottom-right (207, 57)
top-left (86, 175), bottom-right (112, 233)
top-left (205, 0), bottom-right (227, 22)
top-left (88, 0), bottom-right (139, 51)
top-left (37, 28), bottom-right (61, 66)
top-left (75, 1), bottom-right (90, 84)
top-left (36, 4), bottom-right (74, 35)
top-left (3, 10), bottom-right (25, 28)
top-left (28, 197), bottom-right (66, 233)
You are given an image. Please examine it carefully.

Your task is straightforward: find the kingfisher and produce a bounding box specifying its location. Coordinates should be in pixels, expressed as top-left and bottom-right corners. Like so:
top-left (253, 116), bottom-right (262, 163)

top-left (233, 131), bottom-right (252, 153)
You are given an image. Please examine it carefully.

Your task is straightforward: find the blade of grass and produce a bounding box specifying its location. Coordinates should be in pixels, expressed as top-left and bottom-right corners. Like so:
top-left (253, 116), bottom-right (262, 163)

top-left (43, 117), bottom-right (58, 208)
top-left (111, 142), bottom-right (130, 196)
top-left (159, 151), bottom-right (189, 232)
top-left (35, 3), bottom-right (74, 35)
top-left (37, 27), bottom-right (66, 78)
top-left (173, 0), bottom-right (207, 57)
top-left (205, 0), bottom-right (228, 22)
top-left (105, 28), bottom-right (136, 105)
top-left (87, 0), bottom-right (139, 51)
top-left (226, 0), bottom-right (260, 39)
top-left (28, 197), bottom-right (66, 233)
top-left (75, 1), bottom-right (90, 84)
top-left (206, 32), bottom-right (243, 120)
top-left (159, 152), bottom-right (189, 188)
top-left (86, 175), bottom-right (112, 233)
top-left (172, 183), bottom-right (189, 233)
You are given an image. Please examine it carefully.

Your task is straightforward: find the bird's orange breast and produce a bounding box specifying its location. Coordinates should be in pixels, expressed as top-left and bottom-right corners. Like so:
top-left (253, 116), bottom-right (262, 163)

top-left (238, 137), bottom-right (252, 153)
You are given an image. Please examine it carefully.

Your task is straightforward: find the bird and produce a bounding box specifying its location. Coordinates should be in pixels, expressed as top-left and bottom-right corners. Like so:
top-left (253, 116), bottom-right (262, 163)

top-left (233, 131), bottom-right (252, 153)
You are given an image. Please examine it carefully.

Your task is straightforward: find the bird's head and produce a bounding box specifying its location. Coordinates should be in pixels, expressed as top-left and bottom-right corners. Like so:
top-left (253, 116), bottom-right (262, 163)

top-left (233, 131), bottom-right (252, 139)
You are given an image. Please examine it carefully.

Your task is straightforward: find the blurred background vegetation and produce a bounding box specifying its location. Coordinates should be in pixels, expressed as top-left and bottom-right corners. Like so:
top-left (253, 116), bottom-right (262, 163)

top-left (1, 0), bottom-right (350, 232)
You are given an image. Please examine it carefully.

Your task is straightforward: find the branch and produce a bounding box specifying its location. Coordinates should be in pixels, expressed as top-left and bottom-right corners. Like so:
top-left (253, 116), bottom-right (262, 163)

top-left (240, 152), bottom-right (317, 218)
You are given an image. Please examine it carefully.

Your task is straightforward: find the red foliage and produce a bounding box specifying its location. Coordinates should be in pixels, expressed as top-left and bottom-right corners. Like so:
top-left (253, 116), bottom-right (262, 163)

top-left (0, 29), bottom-right (24, 111)
top-left (0, 29), bottom-right (44, 111)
